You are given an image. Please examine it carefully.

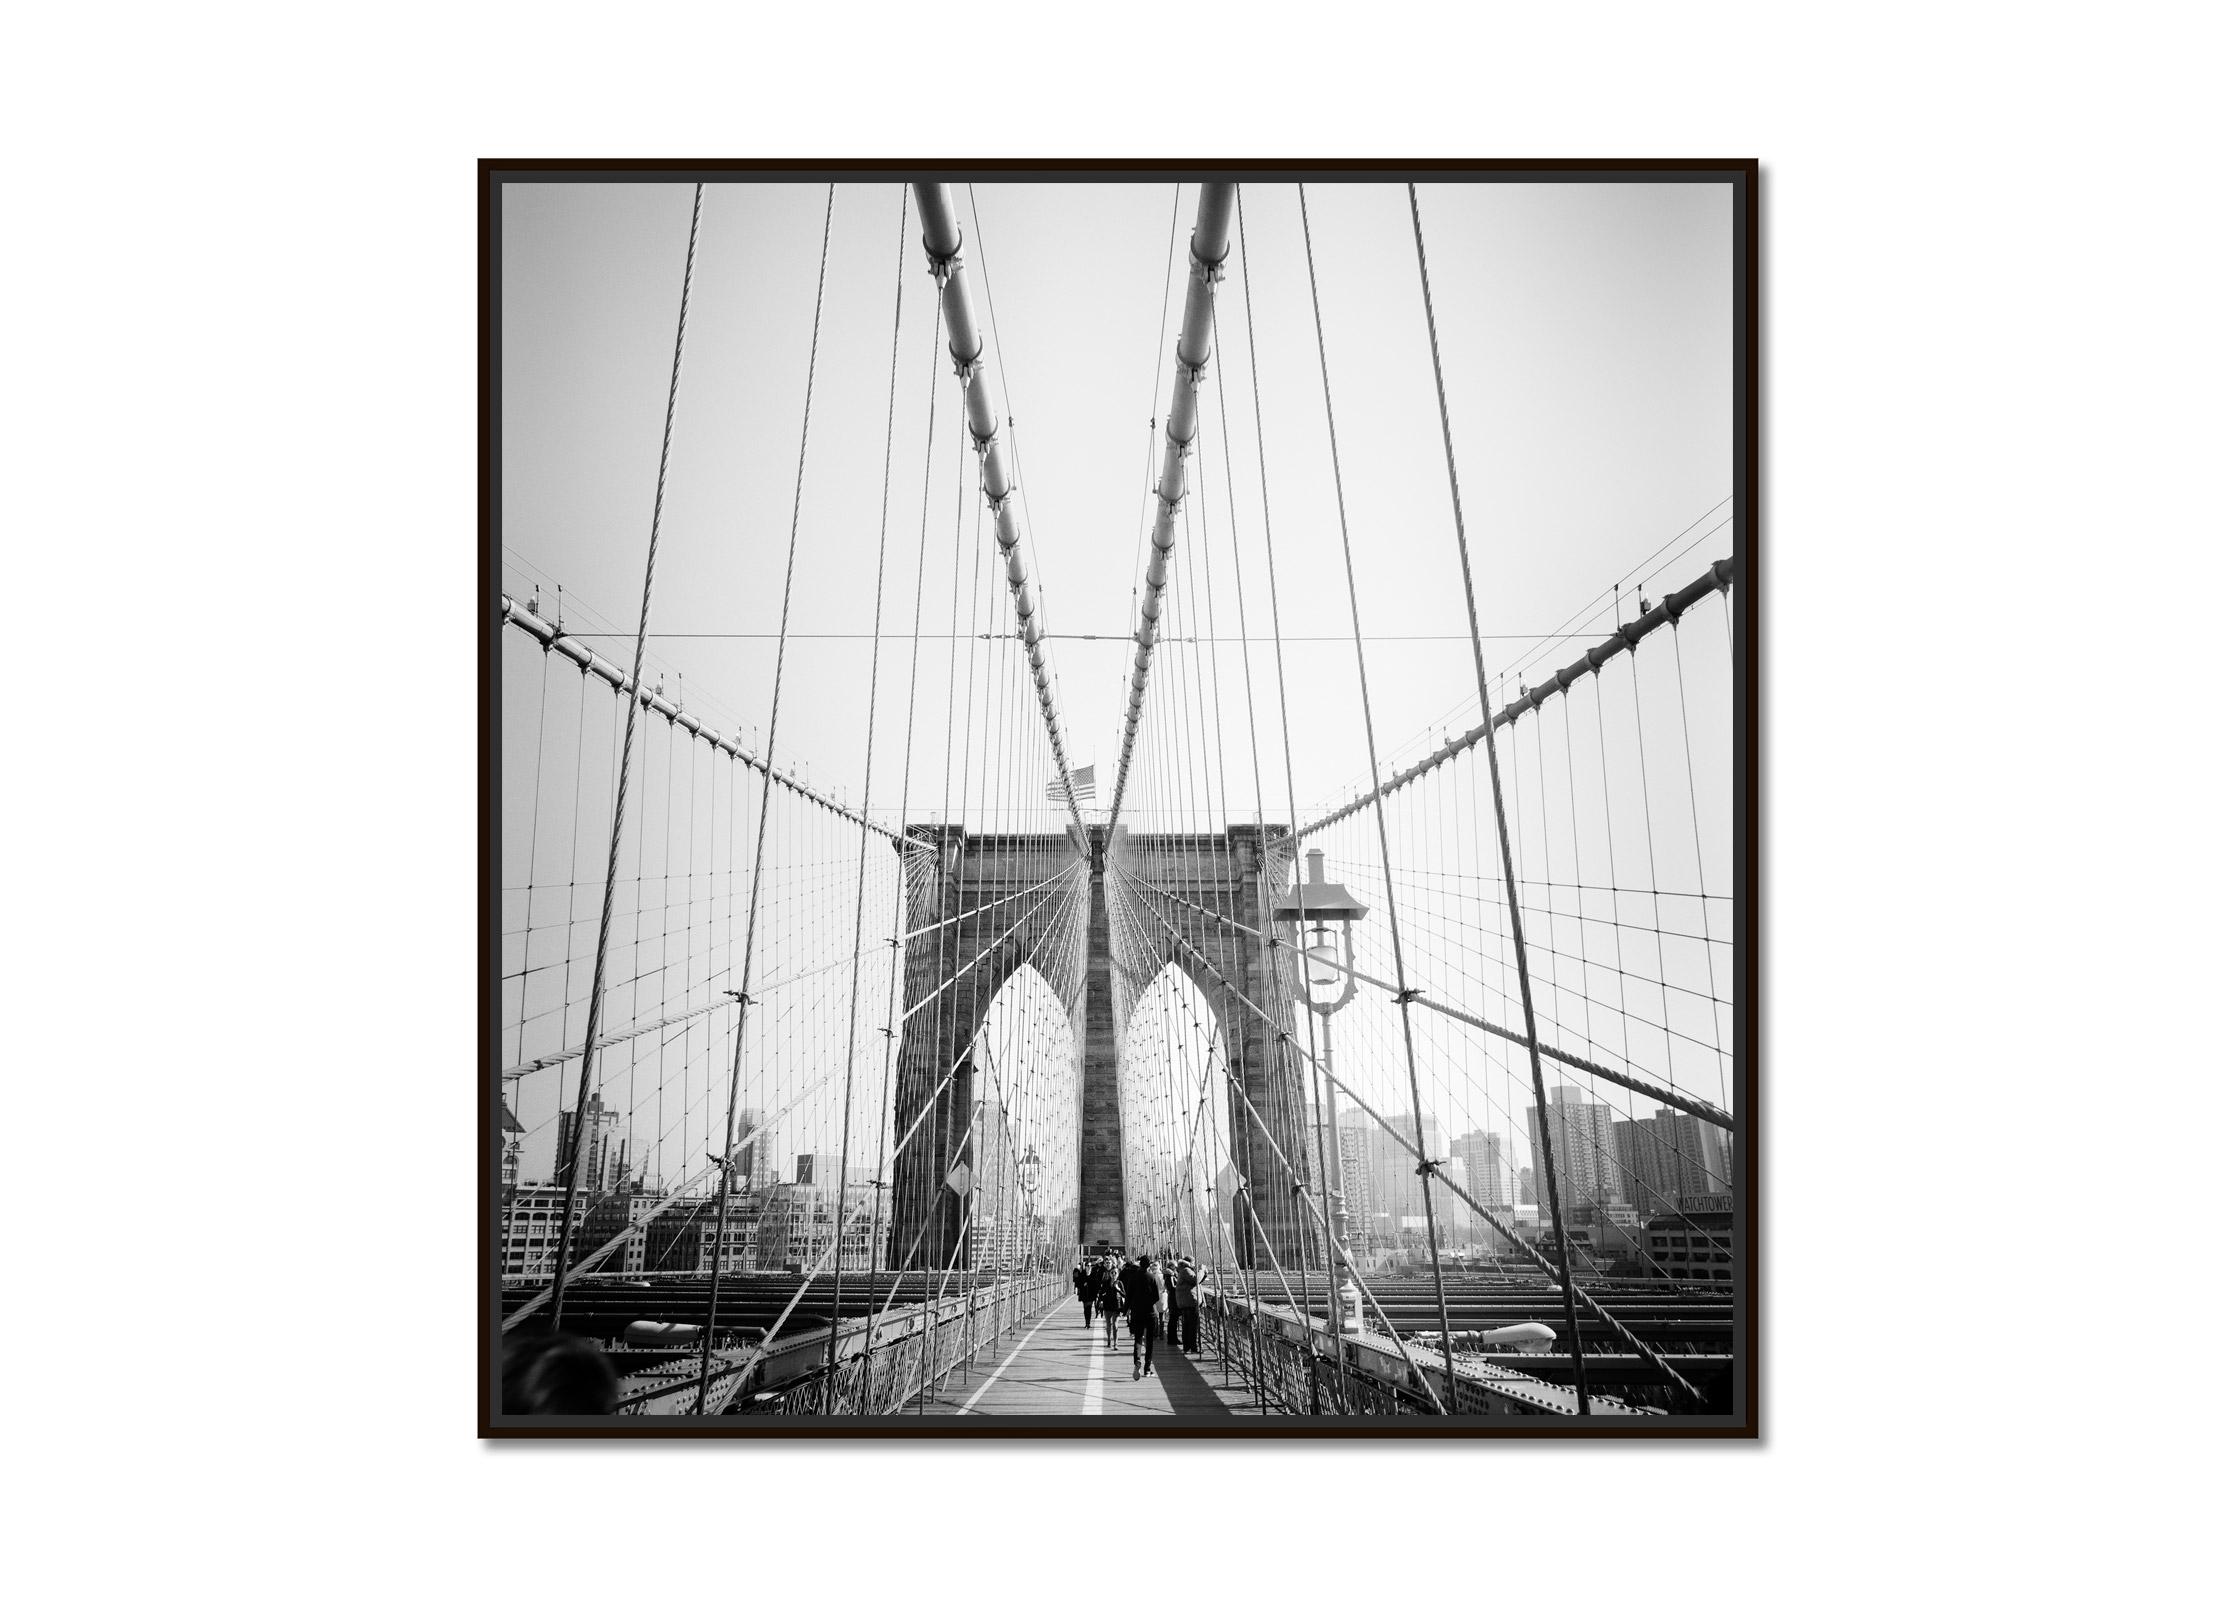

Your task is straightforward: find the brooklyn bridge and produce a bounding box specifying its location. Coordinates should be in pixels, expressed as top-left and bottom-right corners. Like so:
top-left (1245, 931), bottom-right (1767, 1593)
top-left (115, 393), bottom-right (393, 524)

top-left (491, 175), bottom-right (1745, 1425)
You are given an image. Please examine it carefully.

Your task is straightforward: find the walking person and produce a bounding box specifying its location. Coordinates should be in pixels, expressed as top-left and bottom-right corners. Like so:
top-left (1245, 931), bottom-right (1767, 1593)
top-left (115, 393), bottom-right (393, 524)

top-left (1096, 1256), bottom-right (1122, 1350)
top-left (1075, 1257), bottom-right (1094, 1329)
top-left (1122, 1253), bottom-right (1164, 1380)
top-left (1172, 1254), bottom-right (1202, 1355)
top-left (1163, 1255), bottom-right (1183, 1346)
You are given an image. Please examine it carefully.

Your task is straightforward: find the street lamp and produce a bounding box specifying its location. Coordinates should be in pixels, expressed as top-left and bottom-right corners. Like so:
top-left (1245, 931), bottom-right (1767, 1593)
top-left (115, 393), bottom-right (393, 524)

top-left (1281, 849), bottom-right (1366, 1010)
top-left (1271, 847), bottom-right (1370, 1392)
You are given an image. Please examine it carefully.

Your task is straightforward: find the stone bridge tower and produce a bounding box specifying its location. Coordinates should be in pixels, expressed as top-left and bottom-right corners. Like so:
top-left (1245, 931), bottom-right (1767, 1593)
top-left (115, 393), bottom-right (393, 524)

top-left (885, 826), bottom-right (1086, 1273)
top-left (886, 822), bottom-right (1315, 1273)
top-left (1099, 823), bottom-right (1316, 1272)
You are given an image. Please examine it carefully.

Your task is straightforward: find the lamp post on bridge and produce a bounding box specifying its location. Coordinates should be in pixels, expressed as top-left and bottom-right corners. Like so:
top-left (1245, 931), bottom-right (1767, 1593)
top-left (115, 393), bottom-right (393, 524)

top-left (1273, 847), bottom-right (1369, 1413)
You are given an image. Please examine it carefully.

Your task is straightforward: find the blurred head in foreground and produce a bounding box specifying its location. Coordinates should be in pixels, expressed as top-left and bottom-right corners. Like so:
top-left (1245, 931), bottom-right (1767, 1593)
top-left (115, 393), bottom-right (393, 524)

top-left (502, 1332), bottom-right (619, 1415)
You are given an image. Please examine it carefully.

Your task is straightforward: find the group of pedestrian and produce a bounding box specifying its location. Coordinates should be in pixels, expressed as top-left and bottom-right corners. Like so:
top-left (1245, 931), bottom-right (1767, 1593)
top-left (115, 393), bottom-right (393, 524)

top-left (1074, 1253), bottom-right (1123, 1347)
top-left (1071, 1250), bottom-right (1204, 1381)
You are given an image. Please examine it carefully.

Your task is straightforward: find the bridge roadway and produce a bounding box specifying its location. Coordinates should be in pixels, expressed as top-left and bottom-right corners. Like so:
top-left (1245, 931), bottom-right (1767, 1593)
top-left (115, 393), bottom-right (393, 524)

top-left (936, 1295), bottom-right (1260, 1418)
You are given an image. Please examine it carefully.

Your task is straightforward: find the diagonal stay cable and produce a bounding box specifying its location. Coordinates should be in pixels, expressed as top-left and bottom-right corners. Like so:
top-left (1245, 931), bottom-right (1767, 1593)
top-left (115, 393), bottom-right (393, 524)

top-left (1113, 869), bottom-right (1702, 1403)
top-left (825, 187), bottom-right (914, 1389)
top-left (1106, 880), bottom-right (1450, 1415)
top-left (1295, 184), bottom-right (1459, 1410)
top-left (1121, 871), bottom-right (1734, 1132)
top-left (545, 183), bottom-right (703, 1333)
top-left (1407, 182), bottom-right (1600, 1407)
top-left (696, 182), bottom-right (837, 1414)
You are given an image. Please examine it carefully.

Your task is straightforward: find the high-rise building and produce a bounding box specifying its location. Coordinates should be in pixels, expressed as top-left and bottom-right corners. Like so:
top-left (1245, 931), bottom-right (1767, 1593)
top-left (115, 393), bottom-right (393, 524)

top-left (1518, 1167), bottom-right (1538, 1206)
top-left (1320, 1110), bottom-right (1372, 1240)
top-left (729, 1110), bottom-right (776, 1192)
top-left (1526, 1086), bottom-right (1622, 1213)
top-left (554, 1093), bottom-right (632, 1194)
top-left (1334, 1112), bottom-right (1452, 1247)
top-left (1451, 1130), bottom-right (1509, 1212)
top-left (1664, 1111), bottom-right (1733, 1207)
top-left (1613, 1117), bottom-right (1656, 1212)
top-left (1614, 1110), bottom-right (1735, 1213)
top-left (1336, 1113), bottom-right (1373, 1240)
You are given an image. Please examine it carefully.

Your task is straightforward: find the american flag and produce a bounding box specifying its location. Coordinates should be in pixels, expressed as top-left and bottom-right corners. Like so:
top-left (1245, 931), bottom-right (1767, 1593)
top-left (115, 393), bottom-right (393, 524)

top-left (1043, 763), bottom-right (1096, 805)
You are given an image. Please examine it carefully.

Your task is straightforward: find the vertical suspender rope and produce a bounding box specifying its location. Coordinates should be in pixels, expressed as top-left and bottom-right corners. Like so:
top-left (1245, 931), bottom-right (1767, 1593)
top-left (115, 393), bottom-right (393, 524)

top-left (651, 682), bottom-right (679, 1192)
top-left (504, 652), bottom-right (595, 1259)
top-left (823, 187), bottom-right (912, 1403)
top-left (1297, 184), bottom-right (1460, 1412)
top-left (621, 699), bottom-right (656, 1184)
top-left (1624, 632), bottom-right (1685, 1119)
top-left (684, 704), bottom-right (709, 1196)
top-left (547, 183), bottom-right (702, 1334)
top-left (498, 640), bottom-right (553, 1254)
top-left (510, 643), bottom-right (553, 1082)
top-left (1405, 181), bottom-right (1593, 1415)
top-left (1667, 623), bottom-right (1732, 1105)
top-left (695, 182), bottom-right (836, 1416)
top-left (1561, 687), bottom-right (1671, 1263)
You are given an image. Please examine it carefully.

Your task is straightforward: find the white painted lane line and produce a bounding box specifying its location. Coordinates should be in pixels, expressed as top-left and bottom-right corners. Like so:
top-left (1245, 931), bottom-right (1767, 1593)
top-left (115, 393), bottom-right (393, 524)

top-left (1082, 1329), bottom-right (1107, 1414)
top-left (953, 1300), bottom-right (1067, 1416)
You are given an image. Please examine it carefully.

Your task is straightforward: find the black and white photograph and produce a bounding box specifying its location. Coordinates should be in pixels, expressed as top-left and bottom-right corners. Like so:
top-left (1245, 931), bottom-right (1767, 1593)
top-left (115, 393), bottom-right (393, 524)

top-left (17, 4), bottom-right (2237, 1589)
top-left (484, 164), bottom-right (1755, 1433)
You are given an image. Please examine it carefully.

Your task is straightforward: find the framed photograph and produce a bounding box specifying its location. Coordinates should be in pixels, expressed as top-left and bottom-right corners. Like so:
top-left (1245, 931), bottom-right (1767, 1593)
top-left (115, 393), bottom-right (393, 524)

top-left (481, 160), bottom-right (1757, 1437)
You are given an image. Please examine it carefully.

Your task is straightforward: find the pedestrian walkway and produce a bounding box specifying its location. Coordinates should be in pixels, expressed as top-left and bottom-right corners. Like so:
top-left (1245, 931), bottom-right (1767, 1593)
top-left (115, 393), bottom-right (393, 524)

top-left (940, 1299), bottom-right (1262, 1418)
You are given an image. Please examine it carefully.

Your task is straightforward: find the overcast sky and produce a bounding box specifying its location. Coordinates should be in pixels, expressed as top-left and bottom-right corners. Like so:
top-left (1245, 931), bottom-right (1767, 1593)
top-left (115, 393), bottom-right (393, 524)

top-left (499, 176), bottom-right (1738, 1199)
top-left (500, 177), bottom-right (1733, 822)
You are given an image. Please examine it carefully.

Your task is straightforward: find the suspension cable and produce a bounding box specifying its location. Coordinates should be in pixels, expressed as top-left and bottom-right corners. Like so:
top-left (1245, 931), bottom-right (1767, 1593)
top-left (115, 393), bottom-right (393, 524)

top-left (695, 182), bottom-right (836, 1414)
top-left (823, 187), bottom-right (913, 1390)
top-left (1296, 184), bottom-right (1459, 1409)
top-left (1114, 871), bottom-right (1702, 1402)
top-left (1403, 182), bottom-right (1594, 1411)
top-left (546, 182), bottom-right (703, 1333)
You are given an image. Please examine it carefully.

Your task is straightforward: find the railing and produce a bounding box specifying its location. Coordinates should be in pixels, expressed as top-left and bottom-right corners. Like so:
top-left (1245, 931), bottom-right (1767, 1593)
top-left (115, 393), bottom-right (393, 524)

top-left (1202, 1287), bottom-right (1437, 1416)
top-left (1201, 1289), bottom-right (1662, 1418)
top-left (617, 1272), bottom-right (1068, 1417)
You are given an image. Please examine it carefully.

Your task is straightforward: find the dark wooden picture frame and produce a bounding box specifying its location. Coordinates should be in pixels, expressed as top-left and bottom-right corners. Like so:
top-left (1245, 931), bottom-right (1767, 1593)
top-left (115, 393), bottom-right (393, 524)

top-left (480, 158), bottom-right (1758, 1439)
